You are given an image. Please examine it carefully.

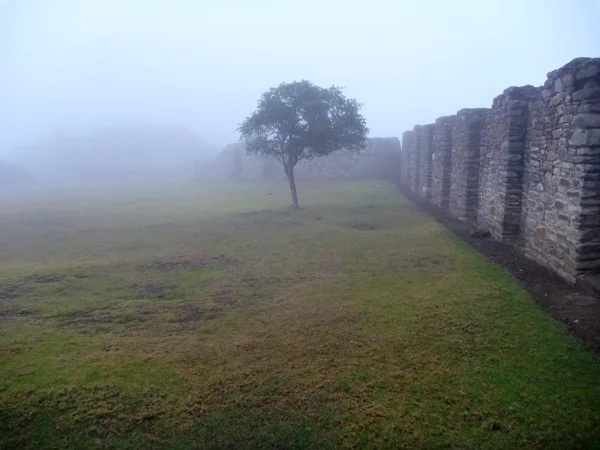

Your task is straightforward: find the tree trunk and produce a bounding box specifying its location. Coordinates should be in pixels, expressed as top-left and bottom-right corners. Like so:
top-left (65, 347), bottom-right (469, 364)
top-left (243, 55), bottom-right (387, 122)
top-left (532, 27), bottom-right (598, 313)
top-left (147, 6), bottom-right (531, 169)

top-left (285, 164), bottom-right (299, 208)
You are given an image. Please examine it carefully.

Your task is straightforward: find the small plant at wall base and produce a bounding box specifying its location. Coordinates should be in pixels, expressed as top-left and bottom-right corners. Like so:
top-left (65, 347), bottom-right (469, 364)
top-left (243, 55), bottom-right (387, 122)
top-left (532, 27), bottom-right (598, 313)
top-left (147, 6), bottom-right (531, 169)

top-left (238, 80), bottom-right (369, 208)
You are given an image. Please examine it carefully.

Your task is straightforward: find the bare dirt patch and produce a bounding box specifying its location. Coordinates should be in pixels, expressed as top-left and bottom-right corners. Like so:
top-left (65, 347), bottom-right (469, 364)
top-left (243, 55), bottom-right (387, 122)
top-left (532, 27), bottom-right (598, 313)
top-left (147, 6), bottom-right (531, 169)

top-left (208, 289), bottom-right (237, 308)
top-left (0, 284), bottom-right (31, 300)
top-left (62, 309), bottom-right (124, 326)
top-left (148, 254), bottom-right (236, 271)
top-left (61, 309), bottom-right (111, 326)
top-left (59, 307), bottom-right (156, 335)
top-left (24, 272), bottom-right (64, 283)
top-left (0, 309), bottom-right (37, 320)
top-left (169, 303), bottom-right (206, 323)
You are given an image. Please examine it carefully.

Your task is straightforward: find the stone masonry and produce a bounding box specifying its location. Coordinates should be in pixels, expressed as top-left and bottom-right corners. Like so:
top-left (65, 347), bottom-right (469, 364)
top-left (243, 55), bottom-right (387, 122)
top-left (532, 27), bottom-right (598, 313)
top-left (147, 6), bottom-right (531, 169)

top-left (294, 137), bottom-right (401, 180)
top-left (449, 108), bottom-right (489, 223)
top-left (412, 126), bottom-right (422, 193)
top-left (402, 130), bottom-right (417, 192)
top-left (479, 86), bottom-right (538, 240)
top-left (400, 57), bottom-right (600, 283)
top-left (417, 124), bottom-right (435, 199)
top-left (522, 58), bottom-right (600, 281)
top-left (203, 137), bottom-right (402, 182)
top-left (431, 115), bottom-right (456, 210)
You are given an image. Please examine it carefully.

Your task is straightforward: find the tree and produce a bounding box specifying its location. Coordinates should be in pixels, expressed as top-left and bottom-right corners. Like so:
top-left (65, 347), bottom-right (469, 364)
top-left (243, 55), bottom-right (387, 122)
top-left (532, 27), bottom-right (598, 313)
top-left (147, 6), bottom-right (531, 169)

top-left (238, 81), bottom-right (369, 208)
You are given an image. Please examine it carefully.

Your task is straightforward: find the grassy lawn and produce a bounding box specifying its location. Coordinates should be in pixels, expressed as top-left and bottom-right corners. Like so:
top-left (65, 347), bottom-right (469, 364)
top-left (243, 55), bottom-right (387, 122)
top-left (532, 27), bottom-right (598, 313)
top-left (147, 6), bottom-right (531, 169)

top-left (1, 180), bottom-right (599, 449)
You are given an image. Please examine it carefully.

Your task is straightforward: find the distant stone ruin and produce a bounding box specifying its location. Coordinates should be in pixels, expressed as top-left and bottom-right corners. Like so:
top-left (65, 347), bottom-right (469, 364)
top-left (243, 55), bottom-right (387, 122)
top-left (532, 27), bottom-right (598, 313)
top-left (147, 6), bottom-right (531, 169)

top-left (199, 137), bottom-right (401, 182)
top-left (400, 57), bottom-right (600, 283)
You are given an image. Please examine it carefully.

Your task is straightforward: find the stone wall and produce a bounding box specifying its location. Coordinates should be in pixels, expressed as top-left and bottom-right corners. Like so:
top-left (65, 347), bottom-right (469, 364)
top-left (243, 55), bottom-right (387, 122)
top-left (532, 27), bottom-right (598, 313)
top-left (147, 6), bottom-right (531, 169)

top-left (201, 137), bottom-right (402, 182)
top-left (295, 137), bottom-right (401, 180)
top-left (449, 108), bottom-right (488, 223)
top-left (401, 131), bottom-right (416, 190)
top-left (417, 124), bottom-right (435, 199)
top-left (400, 57), bottom-right (600, 283)
top-left (431, 116), bottom-right (456, 210)
top-left (479, 86), bottom-right (537, 240)
top-left (521, 59), bottom-right (600, 281)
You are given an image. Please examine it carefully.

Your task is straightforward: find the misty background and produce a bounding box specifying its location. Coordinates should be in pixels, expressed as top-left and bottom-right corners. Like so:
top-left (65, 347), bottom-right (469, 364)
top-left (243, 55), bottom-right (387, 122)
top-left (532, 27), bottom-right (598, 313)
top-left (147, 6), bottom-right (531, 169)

top-left (1, 0), bottom-right (599, 182)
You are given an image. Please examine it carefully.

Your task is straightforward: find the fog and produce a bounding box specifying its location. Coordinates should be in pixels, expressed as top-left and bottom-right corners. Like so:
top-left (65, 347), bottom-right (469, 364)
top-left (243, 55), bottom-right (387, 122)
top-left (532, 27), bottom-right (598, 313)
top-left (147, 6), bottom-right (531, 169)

top-left (1, 0), bottom-right (599, 182)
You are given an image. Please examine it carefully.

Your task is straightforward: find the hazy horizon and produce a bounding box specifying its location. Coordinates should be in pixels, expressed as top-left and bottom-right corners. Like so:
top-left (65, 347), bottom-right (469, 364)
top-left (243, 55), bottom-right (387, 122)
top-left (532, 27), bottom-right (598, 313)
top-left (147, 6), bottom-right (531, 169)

top-left (1, 0), bottom-right (599, 161)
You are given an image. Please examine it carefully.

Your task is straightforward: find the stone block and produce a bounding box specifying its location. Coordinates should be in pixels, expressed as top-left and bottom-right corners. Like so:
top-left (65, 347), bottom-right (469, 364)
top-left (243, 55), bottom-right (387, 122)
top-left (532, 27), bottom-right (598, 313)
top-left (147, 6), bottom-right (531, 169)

top-left (569, 129), bottom-right (600, 147)
top-left (572, 114), bottom-right (600, 129)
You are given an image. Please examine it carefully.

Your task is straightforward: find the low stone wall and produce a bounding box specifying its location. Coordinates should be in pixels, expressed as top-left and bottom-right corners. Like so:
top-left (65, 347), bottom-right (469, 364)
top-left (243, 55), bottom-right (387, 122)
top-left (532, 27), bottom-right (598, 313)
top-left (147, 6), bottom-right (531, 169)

top-left (478, 86), bottom-right (537, 240)
top-left (431, 116), bottom-right (455, 210)
top-left (400, 57), bottom-right (600, 283)
top-left (198, 137), bottom-right (401, 182)
top-left (402, 130), bottom-right (417, 192)
top-left (449, 108), bottom-right (488, 224)
top-left (295, 138), bottom-right (402, 180)
top-left (417, 124), bottom-right (435, 199)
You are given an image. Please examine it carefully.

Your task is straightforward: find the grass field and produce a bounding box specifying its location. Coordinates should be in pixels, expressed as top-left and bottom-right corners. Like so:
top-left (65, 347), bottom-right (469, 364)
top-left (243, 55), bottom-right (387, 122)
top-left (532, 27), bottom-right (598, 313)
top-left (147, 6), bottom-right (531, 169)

top-left (1, 180), bottom-right (599, 449)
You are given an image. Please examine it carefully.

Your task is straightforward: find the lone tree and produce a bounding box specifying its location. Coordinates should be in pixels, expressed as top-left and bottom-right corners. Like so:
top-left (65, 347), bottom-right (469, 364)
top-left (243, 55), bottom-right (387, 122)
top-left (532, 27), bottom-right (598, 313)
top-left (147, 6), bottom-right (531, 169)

top-left (238, 81), bottom-right (369, 208)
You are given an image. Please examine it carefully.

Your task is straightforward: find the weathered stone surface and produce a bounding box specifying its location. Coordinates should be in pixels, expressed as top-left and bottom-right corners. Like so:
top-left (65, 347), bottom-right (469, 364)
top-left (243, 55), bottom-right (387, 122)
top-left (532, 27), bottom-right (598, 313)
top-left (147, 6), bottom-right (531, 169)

top-left (417, 124), bottom-right (435, 199)
top-left (569, 129), bottom-right (600, 146)
top-left (402, 57), bottom-right (600, 283)
top-left (431, 116), bottom-right (456, 211)
top-left (449, 108), bottom-right (489, 223)
top-left (411, 126), bottom-right (423, 192)
top-left (522, 57), bottom-right (600, 279)
top-left (572, 113), bottom-right (600, 129)
top-left (478, 85), bottom-right (537, 240)
top-left (401, 130), bottom-right (417, 189)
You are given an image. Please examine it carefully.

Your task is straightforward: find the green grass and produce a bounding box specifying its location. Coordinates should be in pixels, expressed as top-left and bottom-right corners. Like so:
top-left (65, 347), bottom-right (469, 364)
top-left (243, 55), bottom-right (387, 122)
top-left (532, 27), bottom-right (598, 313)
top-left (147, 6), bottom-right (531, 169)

top-left (1, 179), bottom-right (599, 449)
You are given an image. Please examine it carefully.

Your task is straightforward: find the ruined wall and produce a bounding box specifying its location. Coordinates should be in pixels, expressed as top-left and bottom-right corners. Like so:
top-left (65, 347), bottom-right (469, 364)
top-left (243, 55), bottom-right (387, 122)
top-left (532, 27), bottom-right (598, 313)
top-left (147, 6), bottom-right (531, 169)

top-left (431, 116), bottom-right (456, 210)
top-left (295, 138), bottom-right (401, 180)
top-left (409, 128), bottom-right (421, 192)
top-left (401, 130), bottom-right (417, 189)
top-left (417, 124), bottom-right (435, 199)
top-left (203, 137), bottom-right (402, 182)
top-left (449, 108), bottom-right (488, 223)
top-left (199, 142), bottom-right (274, 181)
top-left (400, 57), bottom-right (600, 283)
top-left (479, 86), bottom-right (537, 240)
top-left (522, 59), bottom-right (600, 281)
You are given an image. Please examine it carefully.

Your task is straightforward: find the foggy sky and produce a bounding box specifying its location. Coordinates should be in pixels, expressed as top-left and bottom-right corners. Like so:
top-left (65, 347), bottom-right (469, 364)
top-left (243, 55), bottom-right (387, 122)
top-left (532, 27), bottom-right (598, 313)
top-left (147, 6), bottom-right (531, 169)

top-left (1, 0), bottom-right (599, 159)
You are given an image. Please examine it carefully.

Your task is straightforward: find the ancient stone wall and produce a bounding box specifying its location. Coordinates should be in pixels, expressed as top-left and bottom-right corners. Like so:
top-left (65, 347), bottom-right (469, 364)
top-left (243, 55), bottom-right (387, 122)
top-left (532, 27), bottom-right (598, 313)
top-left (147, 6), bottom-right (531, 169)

top-left (295, 138), bottom-right (401, 180)
top-left (401, 131), bottom-right (415, 187)
top-left (408, 128), bottom-right (420, 192)
top-left (417, 124), bottom-right (435, 199)
top-left (400, 57), bottom-right (600, 283)
top-left (479, 86), bottom-right (537, 240)
top-left (449, 108), bottom-right (489, 223)
top-left (203, 137), bottom-right (402, 182)
top-left (431, 116), bottom-right (456, 210)
top-left (521, 59), bottom-right (600, 281)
